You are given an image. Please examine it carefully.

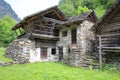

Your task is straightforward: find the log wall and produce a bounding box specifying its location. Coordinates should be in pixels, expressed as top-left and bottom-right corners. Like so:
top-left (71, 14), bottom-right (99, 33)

top-left (97, 8), bottom-right (120, 68)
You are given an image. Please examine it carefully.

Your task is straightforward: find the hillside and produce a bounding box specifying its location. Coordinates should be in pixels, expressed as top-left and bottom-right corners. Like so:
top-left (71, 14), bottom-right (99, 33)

top-left (0, 62), bottom-right (120, 80)
top-left (0, 0), bottom-right (20, 22)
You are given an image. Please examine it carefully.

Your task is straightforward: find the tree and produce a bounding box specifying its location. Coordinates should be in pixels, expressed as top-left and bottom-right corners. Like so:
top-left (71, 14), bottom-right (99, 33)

top-left (0, 15), bottom-right (17, 47)
top-left (59, 0), bottom-right (115, 18)
top-left (59, 0), bottom-right (90, 17)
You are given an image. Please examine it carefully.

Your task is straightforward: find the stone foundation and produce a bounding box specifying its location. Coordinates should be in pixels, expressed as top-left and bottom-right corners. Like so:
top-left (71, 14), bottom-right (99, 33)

top-left (4, 38), bottom-right (32, 63)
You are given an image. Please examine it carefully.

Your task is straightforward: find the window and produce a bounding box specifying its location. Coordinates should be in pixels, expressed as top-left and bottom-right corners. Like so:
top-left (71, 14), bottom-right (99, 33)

top-left (71, 28), bottom-right (77, 44)
top-left (62, 31), bottom-right (67, 37)
top-left (51, 48), bottom-right (56, 55)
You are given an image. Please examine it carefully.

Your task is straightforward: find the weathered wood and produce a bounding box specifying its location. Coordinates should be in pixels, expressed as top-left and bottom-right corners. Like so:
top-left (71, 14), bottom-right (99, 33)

top-left (102, 26), bottom-right (120, 33)
top-left (101, 44), bottom-right (118, 47)
top-left (35, 24), bottom-right (54, 29)
top-left (33, 30), bottom-right (53, 35)
top-left (101, 41), bottom-right (117, 44)
top-left (33, 24), bottom-right (55, 36)
top-left (103, 49), bottom-right (120, 53)
top-left (103, 22), bottom-right (120, 29)
top-left (31, 33), bottom-right (59, 40)
top-left (101, 33), bottom-right (120, 37)
top-left (101, 38), bottom-right (116, 41)
top-left (98, 35), bottom-right (102, 68)
top-left (102, 47), bottom-right (120, 49)
top-left (42, 17), bottom-right (64, 24)
top-left (53, 10), bottom-right (64, 21)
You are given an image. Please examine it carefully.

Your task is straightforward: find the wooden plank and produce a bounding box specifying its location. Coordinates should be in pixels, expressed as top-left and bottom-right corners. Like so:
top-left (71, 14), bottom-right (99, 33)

top-left (101, 33), bottom-right (120, 37)
top-left (101, 40), bottom-right (117, 43)
top-left (102, 26), bottom-right (120, 33)
top-left (101, 44), bottom-right (118, 47)
top-left (98, 35), bottom-right (102, 69)
top-left (31, 33), bottom-right (59, 40)
top-left (35, 24), bottom-right (54, 29)
top-left (101, 38), bottom-right (116, 41)
top-left (102, 47), bottom-right (120, 49)
top-left (42, 17), bottom-right (64, 24)
top-left (103, 49), bottom-right (120, 53)
top-left (103, 22), bottom-right (120, 29)
top-left (33, 30), bottom-right (53, 35)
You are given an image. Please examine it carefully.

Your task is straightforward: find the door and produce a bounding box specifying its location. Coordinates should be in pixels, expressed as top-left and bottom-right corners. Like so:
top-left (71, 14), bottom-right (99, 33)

top-left (58, 47), bottom-right (63, 61)
top-left (71, 28), bottom-right (77, 44)
top-left (41, 47), bottom-right (47, 59)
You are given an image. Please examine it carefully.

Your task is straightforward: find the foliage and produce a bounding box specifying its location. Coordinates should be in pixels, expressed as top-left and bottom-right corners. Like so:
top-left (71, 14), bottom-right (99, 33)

top-left (0, 15), bottom-right (17, 47)
top-left (59, 0), bottom-right (115, 18)
top-left (101, 63), bottom-right (119, 72)
top-left (0, 47), bottom-right (12, 62)
top-left (0, 62), bottom-right (120, 80)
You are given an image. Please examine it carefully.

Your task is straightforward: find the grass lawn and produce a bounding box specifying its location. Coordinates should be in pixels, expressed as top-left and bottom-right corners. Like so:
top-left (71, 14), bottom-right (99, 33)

top-left (0, 62), bottom-right (120, 80)
top-left (0, 47), bottom-right (12, 62)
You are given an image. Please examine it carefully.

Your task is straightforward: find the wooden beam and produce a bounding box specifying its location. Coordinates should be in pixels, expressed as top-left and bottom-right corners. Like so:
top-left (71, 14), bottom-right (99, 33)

top-left (33, 30), bottom-right (53, 35)
top-left (42, 17), bottom-right (64, 24)
top-left (98, 35), bottom-right (102, 69)
top-left (53, 10), bottom-right (64, 21)
top-left (103, 49), bottom-right (120, 53)
top-left (101, 26), bottom-right (120, 33)
top-left (101, 33), bottom-right (120, 37)
top-left (103, 22), bottom-right (120, 29)
top-left (102, 47), bottom-right (120, 49)
top-left (31, 33), bottom-right (59, 40)
top-left (35, 24), bottom-right (54, 29)
top-left (101, 38), bottom-right (116, 41)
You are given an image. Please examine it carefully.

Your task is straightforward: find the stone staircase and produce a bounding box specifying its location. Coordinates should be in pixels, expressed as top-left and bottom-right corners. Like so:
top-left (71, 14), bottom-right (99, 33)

top-left (65, 45), bottom-right (99, 69)
top-left (82, 56), bottom-right (99, 69)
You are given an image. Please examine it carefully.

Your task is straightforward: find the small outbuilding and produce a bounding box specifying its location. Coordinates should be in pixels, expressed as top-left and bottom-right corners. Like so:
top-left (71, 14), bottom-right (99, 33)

top-left (92, 1), bottom-right (120, 68)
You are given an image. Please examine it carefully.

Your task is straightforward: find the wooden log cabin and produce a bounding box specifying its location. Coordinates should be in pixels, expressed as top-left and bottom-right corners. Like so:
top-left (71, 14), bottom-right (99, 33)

top-left (92, 1), bottom-right (120, 67)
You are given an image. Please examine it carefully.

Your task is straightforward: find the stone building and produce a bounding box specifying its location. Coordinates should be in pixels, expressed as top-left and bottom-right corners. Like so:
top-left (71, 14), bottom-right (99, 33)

top-left (57, 11), bottom-right (98, 67)
top-left (5, 6), bottom-right (98, 67)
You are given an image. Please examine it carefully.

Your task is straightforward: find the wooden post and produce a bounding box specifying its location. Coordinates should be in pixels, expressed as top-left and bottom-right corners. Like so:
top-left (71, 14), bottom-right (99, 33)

top-left (98, 35), bottom-right (102, 69)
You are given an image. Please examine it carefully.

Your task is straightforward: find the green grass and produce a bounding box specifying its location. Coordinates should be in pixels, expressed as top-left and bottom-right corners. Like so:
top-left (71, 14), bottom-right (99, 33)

top-left (0, 47), bottom-right (12, 62)
top-left (0, 62), bottom-right (120, 80)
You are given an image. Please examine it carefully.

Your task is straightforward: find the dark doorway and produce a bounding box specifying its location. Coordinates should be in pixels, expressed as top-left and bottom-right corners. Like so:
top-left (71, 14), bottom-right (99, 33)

top-left (41, 47), bottom-right (47, 59)
top-left (71, 28), bottom-right (77, 44)
top-left (58, 47), bottom-right (63, 61)
top-left (51, 48), bottom-right (56, 55)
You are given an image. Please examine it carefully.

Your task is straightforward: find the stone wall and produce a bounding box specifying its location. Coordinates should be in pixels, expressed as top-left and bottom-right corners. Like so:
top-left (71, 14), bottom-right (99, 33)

top-left (4, 38), bottom-right (32, 63)
top-left (4, 38), bottom-right (59, 63)
top-left (57, 20), bottom-right (98, 67)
